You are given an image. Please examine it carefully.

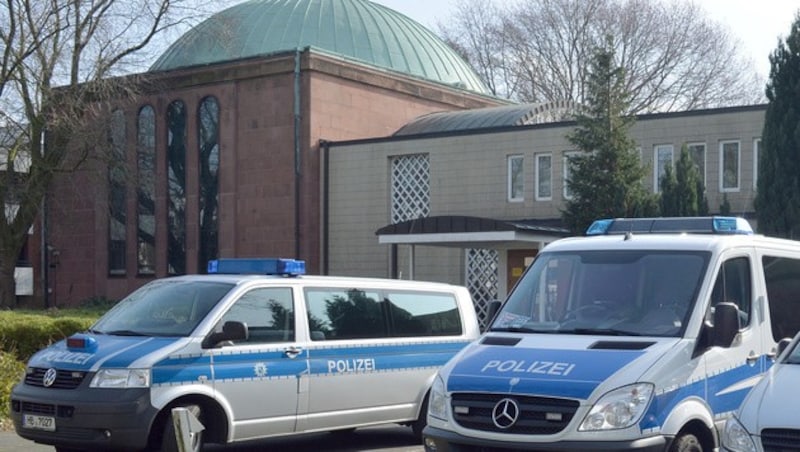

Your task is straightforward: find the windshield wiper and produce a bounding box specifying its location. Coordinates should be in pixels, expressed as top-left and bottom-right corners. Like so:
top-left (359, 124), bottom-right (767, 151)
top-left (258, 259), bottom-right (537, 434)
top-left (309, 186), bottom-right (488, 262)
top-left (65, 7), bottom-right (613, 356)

top-left (562, 328), bottom-right (643, 336)
top-left (105, 329), bottom-right (147, 336)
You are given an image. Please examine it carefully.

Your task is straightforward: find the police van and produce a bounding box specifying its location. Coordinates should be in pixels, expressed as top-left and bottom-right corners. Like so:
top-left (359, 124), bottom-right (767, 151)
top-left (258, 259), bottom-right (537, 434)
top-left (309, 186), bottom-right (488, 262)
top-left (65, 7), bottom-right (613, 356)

top-left (10, 258), bottom-right (480, 451)
top-left (423, 217), bottom-right (800, 452)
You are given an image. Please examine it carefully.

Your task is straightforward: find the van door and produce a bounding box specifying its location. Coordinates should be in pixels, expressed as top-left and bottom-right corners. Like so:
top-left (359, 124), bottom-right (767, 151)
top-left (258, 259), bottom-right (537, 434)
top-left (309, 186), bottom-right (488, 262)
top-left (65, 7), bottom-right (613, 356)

top-left (209, 287), bottom-right (307, 440)
top-left (702, 252), bottom-right (764, 421)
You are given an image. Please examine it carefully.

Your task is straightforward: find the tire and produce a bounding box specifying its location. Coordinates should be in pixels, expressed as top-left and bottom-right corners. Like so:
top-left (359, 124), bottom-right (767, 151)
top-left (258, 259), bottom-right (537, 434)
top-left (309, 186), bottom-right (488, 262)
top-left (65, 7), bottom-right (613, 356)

top-left (670, 432), bottom-right (703, 452)
top-left (160, 404), bottom-right (204, 452)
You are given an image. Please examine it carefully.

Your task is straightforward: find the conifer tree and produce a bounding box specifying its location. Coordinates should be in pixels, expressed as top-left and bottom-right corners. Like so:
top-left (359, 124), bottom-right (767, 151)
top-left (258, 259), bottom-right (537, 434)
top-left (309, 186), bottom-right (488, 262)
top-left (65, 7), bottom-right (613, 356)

top-left (755, 13), bottom-right (800, 238)
top-left (660, 145), bottom-right (708, 216)
top-left (562, 39), bottom-right (657, 234)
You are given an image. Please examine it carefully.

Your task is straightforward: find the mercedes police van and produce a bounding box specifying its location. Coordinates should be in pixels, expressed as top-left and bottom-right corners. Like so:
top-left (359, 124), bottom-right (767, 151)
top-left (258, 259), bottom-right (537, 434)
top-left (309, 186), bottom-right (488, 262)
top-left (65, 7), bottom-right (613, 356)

top-left (10, 258), bottom-right (480, 452)
top-left (423, 217), bottom-right (800, 452)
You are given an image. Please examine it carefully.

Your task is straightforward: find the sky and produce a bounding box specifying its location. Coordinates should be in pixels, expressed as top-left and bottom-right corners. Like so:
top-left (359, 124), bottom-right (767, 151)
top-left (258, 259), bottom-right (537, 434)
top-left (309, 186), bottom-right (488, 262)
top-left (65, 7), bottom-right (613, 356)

top-left (372, 0), bottom-right (799, 80)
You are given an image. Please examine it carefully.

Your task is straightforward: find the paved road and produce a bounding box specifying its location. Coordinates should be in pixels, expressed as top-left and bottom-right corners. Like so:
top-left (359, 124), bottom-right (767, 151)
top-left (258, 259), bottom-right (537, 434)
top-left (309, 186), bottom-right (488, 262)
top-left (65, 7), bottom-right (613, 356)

top-left (0, 425), bottom-right (425, 452)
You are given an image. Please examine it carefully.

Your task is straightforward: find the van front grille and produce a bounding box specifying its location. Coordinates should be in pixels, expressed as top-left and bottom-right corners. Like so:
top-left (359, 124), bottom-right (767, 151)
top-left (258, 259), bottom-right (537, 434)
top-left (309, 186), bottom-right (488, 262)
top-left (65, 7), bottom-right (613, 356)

top-left (25, 367), bottom-right (86, 389)
top-left (761, 428), bottom-right (800, 452)
top-left (451, 393), bottom-right (579, 435)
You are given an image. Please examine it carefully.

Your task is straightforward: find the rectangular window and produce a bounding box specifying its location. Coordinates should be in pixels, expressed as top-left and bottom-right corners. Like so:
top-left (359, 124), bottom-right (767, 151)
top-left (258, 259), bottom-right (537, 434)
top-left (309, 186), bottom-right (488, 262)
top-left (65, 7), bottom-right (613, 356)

top-left (763, 255), bottom-right (800, 342)
top-left (304, 287), bottom-right (461, 340)
top-left (391, 154), bottom-right (430, 223)
top-left (654, 144), bottom-right (674, 192)
top-left (507, 155), bottom-right (524, 202)
top-left (218, 287), bottom-right (295, 344)
top-left (753, 138), bottom-right (761, 189)
top-left (563, 151), bottom-right (578, 199)
top-left (720, 140), bottom-right (740, 192)
top-left (686, 142), bottom-right (706, 186)
top-left (536, 154), bottom-right (552, 200)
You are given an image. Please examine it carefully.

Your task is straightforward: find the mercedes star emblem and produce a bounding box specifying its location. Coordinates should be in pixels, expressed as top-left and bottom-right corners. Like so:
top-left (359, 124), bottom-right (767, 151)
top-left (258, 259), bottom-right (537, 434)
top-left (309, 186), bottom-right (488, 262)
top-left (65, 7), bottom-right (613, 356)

top-left (42, 368), bottom-right (58, 388)
top-left (492, 398), bottom-right (520, 429)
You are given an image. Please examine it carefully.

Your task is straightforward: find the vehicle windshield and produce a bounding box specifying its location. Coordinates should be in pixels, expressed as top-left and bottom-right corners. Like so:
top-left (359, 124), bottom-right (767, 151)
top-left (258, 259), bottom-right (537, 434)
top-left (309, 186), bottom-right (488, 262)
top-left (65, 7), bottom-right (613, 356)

top-left (491, 250), bottom-right (710, 337)
top-left (91, 279), bottom-right (235, 337)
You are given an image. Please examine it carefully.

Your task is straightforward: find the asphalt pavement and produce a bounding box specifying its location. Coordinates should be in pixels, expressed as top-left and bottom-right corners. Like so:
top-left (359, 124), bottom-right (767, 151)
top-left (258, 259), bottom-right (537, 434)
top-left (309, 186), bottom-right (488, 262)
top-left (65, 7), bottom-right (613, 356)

top-left (0, 424), bottom-right (425, 451)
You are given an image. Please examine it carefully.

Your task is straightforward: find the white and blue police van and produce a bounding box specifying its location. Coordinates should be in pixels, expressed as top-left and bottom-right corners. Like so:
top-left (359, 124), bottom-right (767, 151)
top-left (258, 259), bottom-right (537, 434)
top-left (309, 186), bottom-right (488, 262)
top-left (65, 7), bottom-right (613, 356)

top-left (423, 217), bottom-right (800, 452)
top-left (10, 258), bottom-right (480, 452)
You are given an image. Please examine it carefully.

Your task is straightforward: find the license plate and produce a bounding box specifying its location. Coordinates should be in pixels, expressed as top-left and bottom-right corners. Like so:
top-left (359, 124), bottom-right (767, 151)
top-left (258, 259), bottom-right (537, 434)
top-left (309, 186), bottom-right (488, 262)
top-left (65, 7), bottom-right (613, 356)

top-left (22, 414), bottom-right (56, 431)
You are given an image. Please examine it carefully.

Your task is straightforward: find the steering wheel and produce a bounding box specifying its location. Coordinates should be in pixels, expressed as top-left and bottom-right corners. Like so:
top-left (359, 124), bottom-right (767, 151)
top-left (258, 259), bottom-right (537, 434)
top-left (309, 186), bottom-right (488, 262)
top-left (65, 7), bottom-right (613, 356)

top-left (561, 300), bottom-right (618, 323)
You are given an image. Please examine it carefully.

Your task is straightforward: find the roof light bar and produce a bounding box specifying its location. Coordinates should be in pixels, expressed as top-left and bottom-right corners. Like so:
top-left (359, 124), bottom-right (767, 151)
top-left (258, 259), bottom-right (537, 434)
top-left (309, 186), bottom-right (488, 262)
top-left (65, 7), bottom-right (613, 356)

top-left (207, 258), bottom-right (306, 276)
top-left (586, 216), bottom-right (753, 236)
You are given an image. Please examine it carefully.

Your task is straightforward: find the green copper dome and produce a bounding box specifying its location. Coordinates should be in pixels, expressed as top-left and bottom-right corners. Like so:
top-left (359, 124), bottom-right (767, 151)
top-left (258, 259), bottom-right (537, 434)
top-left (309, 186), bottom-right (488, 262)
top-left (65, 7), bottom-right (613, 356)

top-left (150, 0), bottom-right (489, 94)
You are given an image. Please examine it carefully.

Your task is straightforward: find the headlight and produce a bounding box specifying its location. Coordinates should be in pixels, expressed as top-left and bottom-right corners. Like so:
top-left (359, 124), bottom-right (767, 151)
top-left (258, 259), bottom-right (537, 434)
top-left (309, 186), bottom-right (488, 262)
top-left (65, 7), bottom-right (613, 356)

top-left (579, 383), bottom-right (653, 431)
top-left (721, 415), bottom-right (757, 452)
top-left (428, 375), bottom-right (447, 420)
top-left (90, 369), bottom-right (150, 388)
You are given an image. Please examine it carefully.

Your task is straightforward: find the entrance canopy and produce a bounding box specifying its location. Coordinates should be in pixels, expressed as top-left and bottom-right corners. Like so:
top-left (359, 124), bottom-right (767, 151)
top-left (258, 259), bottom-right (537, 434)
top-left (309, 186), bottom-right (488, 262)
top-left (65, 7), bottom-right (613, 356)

top-left (376, 215), bottom-right (570, 249)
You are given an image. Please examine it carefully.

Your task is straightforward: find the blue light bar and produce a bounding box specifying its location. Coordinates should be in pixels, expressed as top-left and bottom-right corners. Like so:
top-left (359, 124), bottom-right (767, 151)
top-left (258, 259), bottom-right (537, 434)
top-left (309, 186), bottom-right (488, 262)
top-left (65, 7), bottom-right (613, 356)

top-left (207, 258), bottom-right (306, 276)
top-left (586, 216), bottom-right (753, 236)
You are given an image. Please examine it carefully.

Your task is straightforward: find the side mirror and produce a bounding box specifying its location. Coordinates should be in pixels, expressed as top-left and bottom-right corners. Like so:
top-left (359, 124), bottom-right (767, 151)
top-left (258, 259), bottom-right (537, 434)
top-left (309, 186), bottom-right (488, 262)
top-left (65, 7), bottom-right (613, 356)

top-left (202, 321), bottom-right (248, 348)
top-left (712, 302), bottom-right (739, 348)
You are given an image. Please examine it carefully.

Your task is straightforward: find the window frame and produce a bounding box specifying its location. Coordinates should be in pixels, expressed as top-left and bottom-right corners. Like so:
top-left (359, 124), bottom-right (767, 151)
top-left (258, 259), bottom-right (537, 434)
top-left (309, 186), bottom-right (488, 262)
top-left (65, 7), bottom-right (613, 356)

top-left (753, 138), bottom-right (761, 190)
top-left (562, 151), bottom-right (579, 200)
top-left (719, 140), bottom-right (741, 192)
top-left (653, 144), bottom-right (675, 192)
top-left (535, 153), bottom-right (553, 201)
top-left (507, 154), bottom-right (524, 202)
top-left (686, 142), bottom-right (707, 187)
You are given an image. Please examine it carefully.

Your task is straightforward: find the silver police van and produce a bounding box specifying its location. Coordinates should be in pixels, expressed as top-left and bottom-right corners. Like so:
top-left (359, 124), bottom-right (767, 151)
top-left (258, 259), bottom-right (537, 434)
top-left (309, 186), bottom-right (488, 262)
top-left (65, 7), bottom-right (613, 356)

top-left (10, 258), bottom-right (480, 451)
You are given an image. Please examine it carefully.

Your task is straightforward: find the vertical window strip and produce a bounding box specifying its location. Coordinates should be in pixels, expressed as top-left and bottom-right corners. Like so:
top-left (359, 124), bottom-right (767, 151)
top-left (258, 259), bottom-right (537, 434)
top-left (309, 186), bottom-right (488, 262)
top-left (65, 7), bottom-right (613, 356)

top-left (137, 106), bottom-right (156, 275)
top-left (167, 101), bottom-right (187, 275)
top-left (108, 110), bottom-right (126, 275)
top-left (687, 142), bottom-right (707, 186)
top-left (753, 138), bottom-right (761, 190)
top-left (198, 97), bottom-right (220, 273)
top-left (563, 151), bottom-right (577, 200)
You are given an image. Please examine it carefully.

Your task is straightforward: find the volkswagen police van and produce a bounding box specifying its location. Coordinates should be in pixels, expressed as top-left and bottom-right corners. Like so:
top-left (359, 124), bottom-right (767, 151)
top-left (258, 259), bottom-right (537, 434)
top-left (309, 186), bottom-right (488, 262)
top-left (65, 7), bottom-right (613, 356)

top-left (10, 258), bottom-right (480, 451)
top-left (423, 217), bottom-right (800, 452)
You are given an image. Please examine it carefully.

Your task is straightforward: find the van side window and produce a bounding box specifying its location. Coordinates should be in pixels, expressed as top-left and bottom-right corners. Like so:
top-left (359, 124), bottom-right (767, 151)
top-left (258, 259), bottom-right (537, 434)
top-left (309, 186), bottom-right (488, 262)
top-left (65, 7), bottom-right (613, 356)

top-left (305, 288), bottom-right (386, 340)
top-left (386, 291), bottom-right (462, 336)
top-left (762, 255), bottom-right (800, 341)
top-left (710, 257), bottom-right (752, 328)
top-left (218, 287), bottom-right (295, 344)
top-left (304, 288), bottom-right (463, 340)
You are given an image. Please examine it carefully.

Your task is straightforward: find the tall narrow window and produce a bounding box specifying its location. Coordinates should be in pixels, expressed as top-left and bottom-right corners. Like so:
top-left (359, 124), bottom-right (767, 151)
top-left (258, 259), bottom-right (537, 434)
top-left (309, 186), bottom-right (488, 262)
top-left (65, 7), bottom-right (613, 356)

top-left (753, 138), bottom-right (761, 189)
top-left (720, 140), bottom-right (740, 192)
top-left (654, 144), bottom-right (674, 192)
top-left (507, 155), bottom-right (524, 202)
top-left (137, 106), bottom-right (156, 275)
top-left (563, 151), bottom-right (578, 199)
top-left (198, 97), bottom-right (220, 272)
top-left (686, 143), bottom-right (706, 186)
top-left (108, 109), bottom-right (126, 275)
top-left (536, 154), bottom-right (552, 200)
top-left (391, 154), bottom-right (430, 223)
top-left (167, 101), bottom-right (187, 275)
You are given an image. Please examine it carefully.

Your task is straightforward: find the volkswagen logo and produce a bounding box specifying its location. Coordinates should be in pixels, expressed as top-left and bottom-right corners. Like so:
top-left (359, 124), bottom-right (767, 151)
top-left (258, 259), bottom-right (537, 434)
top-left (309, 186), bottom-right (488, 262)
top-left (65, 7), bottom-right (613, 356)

top-left (491, 398), bottom-right (520, 429)
top-left (42, 368), bottom-right (58, 388)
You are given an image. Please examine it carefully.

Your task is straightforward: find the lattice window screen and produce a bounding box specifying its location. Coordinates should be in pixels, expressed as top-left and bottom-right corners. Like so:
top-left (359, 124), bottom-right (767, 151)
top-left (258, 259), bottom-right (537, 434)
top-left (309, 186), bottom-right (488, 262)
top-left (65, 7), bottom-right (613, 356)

top-left (466, 248), bottom-right (499, 328)
top-left (391, 154), bottom-right (430, 223)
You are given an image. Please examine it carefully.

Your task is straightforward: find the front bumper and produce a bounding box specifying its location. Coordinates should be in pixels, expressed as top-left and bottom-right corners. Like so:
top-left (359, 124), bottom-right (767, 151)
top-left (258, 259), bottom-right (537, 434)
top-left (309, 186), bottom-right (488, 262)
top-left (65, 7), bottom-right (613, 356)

top-left (423, 425), bottom-right (669, 452)
top-left (10, 382), bottom-right (158, 451)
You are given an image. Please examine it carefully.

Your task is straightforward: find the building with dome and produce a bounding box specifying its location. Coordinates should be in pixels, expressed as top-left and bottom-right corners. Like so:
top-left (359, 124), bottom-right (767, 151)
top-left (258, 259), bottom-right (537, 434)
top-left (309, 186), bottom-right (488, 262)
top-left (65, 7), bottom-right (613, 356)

top-left (40, 0), bottom-right (503, 306)
top-left (35, 0), bottom-right (766, 315)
